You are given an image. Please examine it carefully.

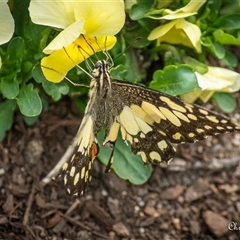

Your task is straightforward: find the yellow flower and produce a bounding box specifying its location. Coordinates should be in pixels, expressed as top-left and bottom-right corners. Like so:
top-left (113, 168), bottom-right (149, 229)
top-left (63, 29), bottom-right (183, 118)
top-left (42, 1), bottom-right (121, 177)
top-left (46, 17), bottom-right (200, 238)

top-left (0, 1), bottom-right (14, 45)
top-left (148, 0), bottom-right (206, 53)
top-left (181, 67), bottom-right (240, 103)
top-left (29, 0), bottom-right (125, 82)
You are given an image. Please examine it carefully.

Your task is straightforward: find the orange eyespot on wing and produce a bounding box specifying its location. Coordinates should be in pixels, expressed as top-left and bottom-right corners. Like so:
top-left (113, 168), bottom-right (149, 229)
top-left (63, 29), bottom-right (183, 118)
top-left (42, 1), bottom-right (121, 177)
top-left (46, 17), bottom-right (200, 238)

top-left (91, 142), bottom-right (99, 159)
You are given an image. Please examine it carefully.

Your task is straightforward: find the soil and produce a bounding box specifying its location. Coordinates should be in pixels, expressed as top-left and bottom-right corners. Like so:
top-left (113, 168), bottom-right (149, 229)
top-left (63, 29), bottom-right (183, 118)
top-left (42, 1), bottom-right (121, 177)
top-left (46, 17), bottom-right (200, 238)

top-left (1, 95), bottom-right (240, 240)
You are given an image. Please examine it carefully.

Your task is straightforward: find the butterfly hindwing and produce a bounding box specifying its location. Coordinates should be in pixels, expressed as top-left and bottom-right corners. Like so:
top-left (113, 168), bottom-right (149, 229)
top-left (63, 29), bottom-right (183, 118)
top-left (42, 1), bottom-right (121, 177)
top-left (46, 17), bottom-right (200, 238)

top-left (59, 110), bottom-right (99, 195)
top-left (60, 142), bottom-right (98, 195)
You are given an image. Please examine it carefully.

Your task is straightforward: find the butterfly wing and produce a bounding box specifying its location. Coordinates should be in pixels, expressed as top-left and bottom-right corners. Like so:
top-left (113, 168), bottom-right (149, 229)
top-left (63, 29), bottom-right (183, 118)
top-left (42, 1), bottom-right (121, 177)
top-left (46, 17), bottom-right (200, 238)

top-left (58, 113), bottom-right (99, 195)
top-left (43, 60), bottom-right (240, 196)
top-left (103, 79), bottom-right (240, 164)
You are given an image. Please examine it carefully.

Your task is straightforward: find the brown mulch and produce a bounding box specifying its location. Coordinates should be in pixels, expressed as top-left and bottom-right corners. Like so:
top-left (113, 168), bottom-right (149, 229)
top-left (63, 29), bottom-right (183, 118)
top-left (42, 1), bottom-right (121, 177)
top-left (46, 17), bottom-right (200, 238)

top-left (1, 97), bottom-right (240, 240)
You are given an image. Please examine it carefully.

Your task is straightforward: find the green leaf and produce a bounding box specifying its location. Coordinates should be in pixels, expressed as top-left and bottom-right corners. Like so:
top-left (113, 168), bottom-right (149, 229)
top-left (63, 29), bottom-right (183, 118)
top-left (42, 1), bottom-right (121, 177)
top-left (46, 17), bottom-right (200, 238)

top-left (32, 64), bottom-right (69, 101)
top-left (221, 51), bottom-right (238, 67)
top-left (24, 115), bottom-right (39, 126)
top-left (124, 19), bottom-right (156, 48)
top-left (11, 0), bottom-right (31, 36)
top-left (214, 14), bottom-right (240, 30)
top-left (130, 0), bottom-right (156, 20)
top-left (0, 76), bottom-right (19, 99)
top-left (150, 65), bottom-right (199, 96)
top-left (32, 63), bottom-right (46, 83)
top-left (204, 1), bottom-right (221, 21)
top-left (25, 21), bottom-right (46, 40)
top-left (110, 64), bottom-right (128, 80)
top-left (213, 29), bottom-right (240, 45)
top-left (98, 131), bottom-right (152, 185)
top-left (7, 37), bottom-right (25, 61)
top-left (16, 83), bottom-right (42, 116)
top-left (183, 57), bottom-right (208, 74)
top-left (220, 1), bottom-right (240, 15)
top-left (201, 37), bottom-right (225, 59)
top-left (0, 100), bottom-right (16, 141)
top-left (212, 92), bottom-right (237, 113)
top-left (43, 81), bottom-right (70, 101)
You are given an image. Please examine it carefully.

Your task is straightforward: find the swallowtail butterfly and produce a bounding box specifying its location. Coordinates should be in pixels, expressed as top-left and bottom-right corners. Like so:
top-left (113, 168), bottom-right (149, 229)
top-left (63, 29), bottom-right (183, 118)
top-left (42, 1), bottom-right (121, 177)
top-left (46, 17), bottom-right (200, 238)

top-left (42, 59), bottom-right (240, 196)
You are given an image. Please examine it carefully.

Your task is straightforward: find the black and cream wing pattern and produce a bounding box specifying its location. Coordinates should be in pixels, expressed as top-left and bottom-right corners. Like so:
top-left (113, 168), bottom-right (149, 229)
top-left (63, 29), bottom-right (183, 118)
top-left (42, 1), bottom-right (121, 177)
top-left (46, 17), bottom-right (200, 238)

top-left (42, 60), bottom-right (240, 196)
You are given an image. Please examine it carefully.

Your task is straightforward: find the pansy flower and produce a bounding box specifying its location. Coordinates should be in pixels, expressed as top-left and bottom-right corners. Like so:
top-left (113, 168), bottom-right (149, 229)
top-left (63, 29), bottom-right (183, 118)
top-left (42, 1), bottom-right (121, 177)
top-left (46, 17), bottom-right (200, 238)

top-left (29, 0), bottom-right (125, 82)
top-left (148, 0), bottom-right (206, 53)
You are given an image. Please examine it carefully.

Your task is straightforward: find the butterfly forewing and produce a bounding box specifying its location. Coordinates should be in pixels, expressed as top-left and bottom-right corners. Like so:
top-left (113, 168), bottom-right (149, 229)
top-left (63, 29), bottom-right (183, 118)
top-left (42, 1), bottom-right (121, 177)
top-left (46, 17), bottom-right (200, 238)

top-left (53, 60), bottom-right (240, 196)
top-left (111, 80), bottom-right (240, 143)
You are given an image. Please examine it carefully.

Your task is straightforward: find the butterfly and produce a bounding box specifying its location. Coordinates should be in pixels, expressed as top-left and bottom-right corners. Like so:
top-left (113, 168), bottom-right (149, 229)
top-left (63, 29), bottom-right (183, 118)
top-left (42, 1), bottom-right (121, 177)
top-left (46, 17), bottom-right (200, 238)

top-left (42, 59), bottom-right (240, 196)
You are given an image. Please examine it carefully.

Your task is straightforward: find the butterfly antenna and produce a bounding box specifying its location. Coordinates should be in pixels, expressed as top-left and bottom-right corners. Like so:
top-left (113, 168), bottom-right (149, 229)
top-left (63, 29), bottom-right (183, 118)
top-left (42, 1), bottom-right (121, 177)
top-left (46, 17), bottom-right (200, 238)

top-left (63, 46), bottom-right (93, 79)
top-left (81, 35), bottom-right (99, 67)
top-left (94, 36), bottom-right (114, 68)
top-left (41, 64), bottom-right (89, 88)
top-left (114, 37), bottom-right (142, 62)
top-left (76, 46), bottom-right (93, 73)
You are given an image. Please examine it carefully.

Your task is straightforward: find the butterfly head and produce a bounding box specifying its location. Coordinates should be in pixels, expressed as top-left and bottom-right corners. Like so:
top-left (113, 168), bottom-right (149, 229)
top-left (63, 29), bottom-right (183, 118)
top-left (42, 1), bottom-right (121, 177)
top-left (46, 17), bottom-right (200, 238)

top-left (92, 60), bottom-right (112, 96)
top-left (92, 60), bottom-right (110, 78)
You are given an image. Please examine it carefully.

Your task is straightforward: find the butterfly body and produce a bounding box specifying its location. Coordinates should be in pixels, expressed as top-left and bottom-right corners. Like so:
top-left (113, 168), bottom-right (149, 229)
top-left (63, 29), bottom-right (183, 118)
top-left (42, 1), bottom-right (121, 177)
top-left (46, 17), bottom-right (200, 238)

top-left (52, 60), bottom-right (240, 196)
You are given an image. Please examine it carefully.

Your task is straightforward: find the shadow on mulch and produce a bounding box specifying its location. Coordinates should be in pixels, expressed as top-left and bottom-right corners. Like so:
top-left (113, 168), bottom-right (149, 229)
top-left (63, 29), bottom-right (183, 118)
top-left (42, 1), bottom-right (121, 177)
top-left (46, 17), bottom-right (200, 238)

top-left (1, 97), bottom-right (240, 240)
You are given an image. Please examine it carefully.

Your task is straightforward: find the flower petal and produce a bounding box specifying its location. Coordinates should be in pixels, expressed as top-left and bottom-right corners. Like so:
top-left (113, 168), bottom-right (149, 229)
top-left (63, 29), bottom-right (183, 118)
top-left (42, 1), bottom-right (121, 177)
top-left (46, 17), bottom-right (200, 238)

top-left (73, 0), bottom-right (125, 36)
top-left (196, 67), bottom-right (240, 92)
top-left (158, 12), bottom-right (197, 20)
top-left (43, 19), bottom-right (84, 54)
top-left (0, 2), bottom-right (14, 45)
top-left (148, 19), bottom-right (201, 52)
top-left (29, 0), bottom-right (76, 28)
top-left (175, 19), bottom-right (202, 53)
top-left (148, 20), bottom-right (177, 40)
top-left (181, 89), bottom-right (214, 103)
top-left (181, 90), bottom-right (202, 103)
top-left (150, 0), bottom-right (207, 20)
top-left (163, 0), bottom-right (206, 17)
top-left (42, 35), bottom-right (116, 82)
top-left (176, 0), bottom-right (206, 13)
top-left (199, 91), bottom-right (214, 103)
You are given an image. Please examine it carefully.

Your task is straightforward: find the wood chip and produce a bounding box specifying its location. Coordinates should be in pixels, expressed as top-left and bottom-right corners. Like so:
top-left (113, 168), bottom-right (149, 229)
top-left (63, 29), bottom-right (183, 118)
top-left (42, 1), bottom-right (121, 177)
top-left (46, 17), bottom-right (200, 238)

top-left (202, 210), bottom-right (229, 238)
top-left (113, 222), bottom-right (130, 237)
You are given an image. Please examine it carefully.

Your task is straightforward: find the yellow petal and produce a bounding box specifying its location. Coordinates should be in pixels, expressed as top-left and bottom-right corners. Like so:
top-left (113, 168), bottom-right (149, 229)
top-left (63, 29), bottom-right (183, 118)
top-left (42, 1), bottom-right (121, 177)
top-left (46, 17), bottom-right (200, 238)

top-left (196, 68), bottom-right (240, 92)
top-left (148, 19), bottom-right (201, 52)
top-left (163, 0), bottom-right (206, 17)
top-left (42, 35), bottom-right (116, 82)
top-left (29, 0), bottom-right (125, 37)
top-left (175, 19), bottom-right (202, 53)
top-left (158, 12), bottom-right (197, 20)
top-left (199, 91), bottom-right (214, 103)
top-left (150, 0), bottom-right (206, 20)
top-left (0, 2), bottom-right (14, 45)
top-left (73, 0), bottom-right (125, 36)
top-left (29, 0), bottom-right (76, 28)
top-left (177, 0), bottom-right (206, 13)
top-left (148, 20), bottom-right (177, 40)
top-left (43, 19), bottom-right (84, 54)
top-left (181, 90), bottom-right (202, 103)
